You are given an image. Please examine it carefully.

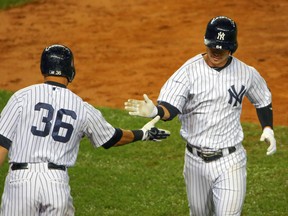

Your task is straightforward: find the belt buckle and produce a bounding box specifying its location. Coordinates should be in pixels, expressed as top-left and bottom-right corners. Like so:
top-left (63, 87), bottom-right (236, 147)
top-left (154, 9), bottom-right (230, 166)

top-left (198, 149), bottom-right (223, 162)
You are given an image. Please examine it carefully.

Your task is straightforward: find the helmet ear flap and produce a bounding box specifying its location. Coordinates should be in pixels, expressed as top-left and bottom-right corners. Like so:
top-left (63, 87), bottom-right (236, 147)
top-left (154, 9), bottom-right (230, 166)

top-left (40, 44), bottom-right (76, 82)
top-left (204, 16), bottom-right (238, 54)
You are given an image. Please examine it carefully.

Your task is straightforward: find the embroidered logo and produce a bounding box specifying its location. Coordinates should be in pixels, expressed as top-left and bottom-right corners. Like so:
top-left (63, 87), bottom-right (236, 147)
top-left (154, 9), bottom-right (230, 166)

top-left (228, 85), bottom-right (246, 107)
top-left (217, 32), bottom-right (225, 40)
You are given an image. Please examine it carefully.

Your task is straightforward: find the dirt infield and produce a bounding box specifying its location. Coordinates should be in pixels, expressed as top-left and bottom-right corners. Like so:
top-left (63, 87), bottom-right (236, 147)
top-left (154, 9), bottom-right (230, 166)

top-left (0, 0), bottom-right (287, 126)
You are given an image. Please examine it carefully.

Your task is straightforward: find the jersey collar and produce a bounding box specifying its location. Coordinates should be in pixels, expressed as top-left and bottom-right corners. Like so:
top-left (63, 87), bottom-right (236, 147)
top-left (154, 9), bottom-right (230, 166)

top-left (211, 56), bottom-right (233, 72)
top-left (44, 81), bottom-right (67, 88)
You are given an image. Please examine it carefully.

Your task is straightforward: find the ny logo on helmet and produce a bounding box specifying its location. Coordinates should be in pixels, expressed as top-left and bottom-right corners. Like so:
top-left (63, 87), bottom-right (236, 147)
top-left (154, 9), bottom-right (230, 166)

top-left (217, 32), bottom-right (225, 40)
top-left (228, 85), bottom-right (246, 107)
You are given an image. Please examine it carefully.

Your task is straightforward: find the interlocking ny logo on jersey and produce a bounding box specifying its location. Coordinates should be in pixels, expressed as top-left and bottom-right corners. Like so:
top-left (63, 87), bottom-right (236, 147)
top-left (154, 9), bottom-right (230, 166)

top-left (217, 32), bottom-right (225, 40)
top-left (228, 85), bottom-right (246, 107)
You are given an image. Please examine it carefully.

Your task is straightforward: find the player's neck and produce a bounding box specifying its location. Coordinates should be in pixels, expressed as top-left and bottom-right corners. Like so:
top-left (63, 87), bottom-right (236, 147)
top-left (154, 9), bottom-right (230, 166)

top-left (203, 54), bottom-right (232, 72)
top-left (44, 76), bottom-right (69, 86)
top-left (211, 56), bottom-right (232, 72)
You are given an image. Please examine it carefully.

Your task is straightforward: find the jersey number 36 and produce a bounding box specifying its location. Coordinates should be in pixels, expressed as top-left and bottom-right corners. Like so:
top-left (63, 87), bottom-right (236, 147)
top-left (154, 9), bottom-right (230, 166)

top-left (31, 102), bottom-right (77, 143)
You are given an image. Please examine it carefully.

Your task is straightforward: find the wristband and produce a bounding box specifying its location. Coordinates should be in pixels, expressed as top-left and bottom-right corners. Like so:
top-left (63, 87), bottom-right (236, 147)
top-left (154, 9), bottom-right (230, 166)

top-left (132, 130), bottom-right (144, 141)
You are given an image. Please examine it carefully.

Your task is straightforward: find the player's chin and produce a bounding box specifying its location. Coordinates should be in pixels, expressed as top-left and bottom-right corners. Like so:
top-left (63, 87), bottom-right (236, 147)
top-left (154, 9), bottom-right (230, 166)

top-left (210, 59), bottom-right (223, 67)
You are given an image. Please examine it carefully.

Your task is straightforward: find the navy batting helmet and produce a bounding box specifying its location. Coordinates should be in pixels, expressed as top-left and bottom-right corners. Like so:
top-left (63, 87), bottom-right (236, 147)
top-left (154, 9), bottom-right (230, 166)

top-left (40, 44), bottom-right (76, 82)
top-left (204, 16), bottom-right (238, 54)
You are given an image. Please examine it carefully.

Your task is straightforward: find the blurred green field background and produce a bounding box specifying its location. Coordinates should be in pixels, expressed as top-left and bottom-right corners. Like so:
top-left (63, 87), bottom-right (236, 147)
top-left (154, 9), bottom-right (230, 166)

top-left (0, 0), bottom-right (287, 215)
top-left (0, 90), bottom-right (287, 215)
top-left (0, 0), bottom-right (34, 9)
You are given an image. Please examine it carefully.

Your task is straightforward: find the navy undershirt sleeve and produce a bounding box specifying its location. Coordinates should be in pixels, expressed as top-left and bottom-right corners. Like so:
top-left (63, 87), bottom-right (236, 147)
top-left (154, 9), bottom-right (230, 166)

top-left (102, 128), bottom-right (123, 149)
top-left (0, 134), bottom-right (12, 150)
top-left (158, 101), bottom-right (180, 121)
top-left (256, 103), bottom-right (273, 129)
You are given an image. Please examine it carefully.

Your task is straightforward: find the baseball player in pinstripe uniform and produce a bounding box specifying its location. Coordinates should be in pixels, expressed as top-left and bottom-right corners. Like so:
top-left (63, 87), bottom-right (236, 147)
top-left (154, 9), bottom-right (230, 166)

top-left (125, 16), bottom-right (276, 215)
top-left (0, 44), bottom-right (170, 216)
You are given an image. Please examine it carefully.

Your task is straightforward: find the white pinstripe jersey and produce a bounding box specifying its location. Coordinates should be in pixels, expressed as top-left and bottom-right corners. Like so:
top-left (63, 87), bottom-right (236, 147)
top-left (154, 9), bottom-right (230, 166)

top-left (158, 54), bottom-right (271, 149)
top-left (0, 83), bottom-right (115, 167)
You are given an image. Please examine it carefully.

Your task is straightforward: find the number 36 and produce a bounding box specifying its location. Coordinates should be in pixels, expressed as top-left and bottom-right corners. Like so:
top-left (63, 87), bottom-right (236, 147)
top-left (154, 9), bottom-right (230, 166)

top-left (31, 102), bottom-right (77, 143)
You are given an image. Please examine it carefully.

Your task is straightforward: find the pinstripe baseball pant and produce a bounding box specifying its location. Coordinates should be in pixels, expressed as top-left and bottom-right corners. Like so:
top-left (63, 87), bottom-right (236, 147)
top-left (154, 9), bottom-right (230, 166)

top-left (0, 163), bottom-right (74, 216)
top-left (183, 144), bottom-right (247, 216)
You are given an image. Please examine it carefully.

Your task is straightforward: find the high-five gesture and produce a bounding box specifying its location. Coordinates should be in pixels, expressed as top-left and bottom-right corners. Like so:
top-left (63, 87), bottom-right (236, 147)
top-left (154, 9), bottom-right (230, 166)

top-left (141, 116), bottom-right (170, 141)
top-left (125, 94), bottom-right (157, 118)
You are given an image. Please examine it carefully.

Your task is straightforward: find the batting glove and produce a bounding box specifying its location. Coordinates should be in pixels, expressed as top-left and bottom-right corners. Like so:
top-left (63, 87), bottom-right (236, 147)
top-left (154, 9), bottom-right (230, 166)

top-left (124, 94), bottom-right (158, 118)
top-left (141, 116), bottom-right (170, 141)
top-left (146, 127), bottom-right (170, 141)
top-left (260, 127), bottom-right (276, 156)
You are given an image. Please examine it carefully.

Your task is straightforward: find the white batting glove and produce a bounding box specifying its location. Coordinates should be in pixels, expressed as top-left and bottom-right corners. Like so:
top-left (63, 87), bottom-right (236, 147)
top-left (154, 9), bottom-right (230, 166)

top-left (124, 94), bottom-right (158, 118)
top-left (260, 127), bottom-right (276, 156)
top-left (141, 116), bottom-right (170, 141)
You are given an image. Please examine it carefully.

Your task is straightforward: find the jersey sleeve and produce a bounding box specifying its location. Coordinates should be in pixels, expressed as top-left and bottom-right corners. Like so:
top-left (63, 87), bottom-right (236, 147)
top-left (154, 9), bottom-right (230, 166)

top-left (0, 94), bottom-right (21, 141)
top-left (83, 103), bottom-right (116, 148)
top-left (157, 67), bottom-right (190, 113)
top-left (246, 68), bottom-right (272, 108)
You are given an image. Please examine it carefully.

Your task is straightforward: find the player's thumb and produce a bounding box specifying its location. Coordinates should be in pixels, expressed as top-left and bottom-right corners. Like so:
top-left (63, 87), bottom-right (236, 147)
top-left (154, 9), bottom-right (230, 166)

top-left (149, 115), bottom-right (160, 126)
top-left (260, 134), bottom-right (266, 142)
top-left (143, 94), bottom-right (151, 103)
top-left (142, 116), bottom-right (160, 131)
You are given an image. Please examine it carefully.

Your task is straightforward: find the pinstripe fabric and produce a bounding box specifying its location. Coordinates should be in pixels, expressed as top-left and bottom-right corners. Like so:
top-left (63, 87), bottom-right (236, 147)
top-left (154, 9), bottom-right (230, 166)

top-left (0, 83), bottom-right (116, 216)
top-left (158, 54), bottom-right (271, 149)
top-left (0, 83), bottom-right (115, 166)
top-left (158, 54), bottom-right (271, 215)
top-left (184, 147), bottom-right (247, 216)
top-left (1, 164), bottom-right (73, 216)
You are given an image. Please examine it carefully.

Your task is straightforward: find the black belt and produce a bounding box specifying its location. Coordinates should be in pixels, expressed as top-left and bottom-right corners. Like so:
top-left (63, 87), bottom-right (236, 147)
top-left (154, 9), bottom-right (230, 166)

top-left (11, 163), bottom-right (66, 171)
top-left (186, 144), bottom-right (236, 162)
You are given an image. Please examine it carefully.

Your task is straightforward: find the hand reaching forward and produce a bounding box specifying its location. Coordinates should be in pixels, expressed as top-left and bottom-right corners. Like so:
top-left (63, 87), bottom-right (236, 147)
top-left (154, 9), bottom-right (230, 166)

top-left (141, 116), bottom-right (170, 141)
top-left (260, 127), bottom-right (276, 156)
top-left (125, 94), bottom-right (158, 118)
top-left (146, 127), bottom-right (170, 141)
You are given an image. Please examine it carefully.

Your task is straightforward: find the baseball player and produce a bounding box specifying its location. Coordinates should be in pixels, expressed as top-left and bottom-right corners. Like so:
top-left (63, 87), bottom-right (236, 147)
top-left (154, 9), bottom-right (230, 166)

top-left (0, 44), bottom-right (170, 216)
top-left (125, 16), bottom-right (276, 215)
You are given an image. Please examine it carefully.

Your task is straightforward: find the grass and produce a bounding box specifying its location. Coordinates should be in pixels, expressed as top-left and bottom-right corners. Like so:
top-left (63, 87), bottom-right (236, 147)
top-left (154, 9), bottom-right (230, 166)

top-left (0, 0), bottom-right (287, 215)
top-left (0, 0), bottom-right (35, 10)
top-left (0, 90), bottom-right (287, 215)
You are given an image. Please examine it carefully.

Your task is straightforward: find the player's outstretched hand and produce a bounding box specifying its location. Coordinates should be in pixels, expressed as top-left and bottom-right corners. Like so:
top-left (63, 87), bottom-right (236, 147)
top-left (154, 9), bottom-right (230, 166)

top-left (124, 94), bottom-right (157, 118)
top-left (146, 127), bottom-right (170, 141)
top-left (260, 127), bottom-right (276, 156)
top-left (141, 116), bottom-right (170, 141)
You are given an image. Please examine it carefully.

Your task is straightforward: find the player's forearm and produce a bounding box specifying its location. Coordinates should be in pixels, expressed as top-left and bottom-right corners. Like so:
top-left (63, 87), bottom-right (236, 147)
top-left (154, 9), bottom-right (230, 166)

top-left (113, 130), bottom-right (143, 147)
top-left (156, 102), bottom-right (180, 121)
top-left (0, 146), bottom-right (8, 167)
top-left (102, 116), bottom-right (169, 148)
top-left (256, 103), bottom-right (273, 129)
top-left (101, 128), bottom-right (143, 148)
